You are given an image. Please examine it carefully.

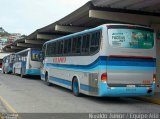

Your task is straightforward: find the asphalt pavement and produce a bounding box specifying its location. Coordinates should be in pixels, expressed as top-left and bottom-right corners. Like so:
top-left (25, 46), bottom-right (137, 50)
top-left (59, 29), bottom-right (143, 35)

top-left (0, 73), bottom-right (159, 113)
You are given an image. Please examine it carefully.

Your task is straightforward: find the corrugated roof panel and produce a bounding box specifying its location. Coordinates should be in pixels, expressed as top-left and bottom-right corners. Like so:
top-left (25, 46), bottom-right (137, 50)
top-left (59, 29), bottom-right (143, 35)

top-left (92, 0), bottom-right (121, 7)
top-left (128, 0), bottom-right (160, 10)
top-left (110, 0), bottom-right (144, 8)
top-left (92, 0), bottom-right (160, 13)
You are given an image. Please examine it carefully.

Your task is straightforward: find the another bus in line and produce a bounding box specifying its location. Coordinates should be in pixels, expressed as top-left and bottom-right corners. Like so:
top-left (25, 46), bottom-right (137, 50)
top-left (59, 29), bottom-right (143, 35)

top-left (13, 48), bottom-right (42, 77)
top-left (41, 24), bottom-right (156, 97)
top-left (2, 54), bottom-right (15, 74)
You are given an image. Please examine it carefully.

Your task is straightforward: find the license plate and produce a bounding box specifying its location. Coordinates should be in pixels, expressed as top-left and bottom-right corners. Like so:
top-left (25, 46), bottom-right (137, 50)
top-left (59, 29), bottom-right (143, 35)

top-left (126, 85), bottom-right (135, 88)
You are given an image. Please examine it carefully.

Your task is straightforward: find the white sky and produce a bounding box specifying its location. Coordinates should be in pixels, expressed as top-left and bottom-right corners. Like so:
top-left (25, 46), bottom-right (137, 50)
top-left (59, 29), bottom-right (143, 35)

top-left (0, 0), bottom-right (90, 35)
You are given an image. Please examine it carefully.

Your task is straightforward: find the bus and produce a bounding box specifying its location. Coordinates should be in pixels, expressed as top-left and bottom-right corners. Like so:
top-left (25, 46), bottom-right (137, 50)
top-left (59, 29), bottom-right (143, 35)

top-left (13, 48), bottom-right (42, 78)
top-left (2, 54), bottom-right (15, 74)
top-left (41, 24), bottom-right (156, 97)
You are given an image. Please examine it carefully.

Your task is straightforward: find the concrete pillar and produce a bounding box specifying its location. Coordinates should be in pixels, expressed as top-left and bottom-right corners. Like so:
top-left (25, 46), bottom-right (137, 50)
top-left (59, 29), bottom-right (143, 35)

top-left (151, 24), bottom-right (160, 92)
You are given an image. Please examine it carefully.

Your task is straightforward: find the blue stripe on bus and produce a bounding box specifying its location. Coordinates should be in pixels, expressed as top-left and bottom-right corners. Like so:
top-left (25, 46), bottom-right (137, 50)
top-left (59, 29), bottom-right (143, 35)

top-left (25, 69), bottom-right (41, 75)
top-left (44, 56), bottom-right (156, 71)
top-left (49, 76), bottom-right (72, 86)
top-left (48, 76), bottom-right (96, 92)
top-left (80, 84), bottom-right (97, 92)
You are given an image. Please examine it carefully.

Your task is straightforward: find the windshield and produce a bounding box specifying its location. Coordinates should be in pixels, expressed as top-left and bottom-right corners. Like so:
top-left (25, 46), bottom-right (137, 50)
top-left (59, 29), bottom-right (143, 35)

top-left (31, 49), bottom-right (41, 61)
top-left (108, 26), bottom-right (154, 49)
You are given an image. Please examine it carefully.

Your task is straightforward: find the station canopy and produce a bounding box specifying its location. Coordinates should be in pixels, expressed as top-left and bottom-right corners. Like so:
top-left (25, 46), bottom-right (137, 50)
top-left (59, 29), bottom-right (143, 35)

top-left (3, 0), bottom-right (160, 52)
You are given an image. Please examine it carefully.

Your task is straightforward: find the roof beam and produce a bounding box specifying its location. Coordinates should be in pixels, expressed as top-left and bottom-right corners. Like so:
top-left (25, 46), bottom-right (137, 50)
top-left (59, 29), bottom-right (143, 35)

top-left (89, 10), bottom-right (160, 26)
top-left (37, 34), bottom-right (62, 40)
top-left (55, 25), bottom-right (87, 33)
top-left (25, 39), bottom-right (45, 44)
top-left (5, 48), bottom-right (16, 52)
top-left (11, 46), bottom-right (25, 50)
top-left (17, 43), bottom-right (42, 48)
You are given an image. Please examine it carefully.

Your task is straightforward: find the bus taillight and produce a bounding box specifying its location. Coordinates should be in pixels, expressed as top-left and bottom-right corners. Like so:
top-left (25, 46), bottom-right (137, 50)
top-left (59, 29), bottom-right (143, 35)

top-left (153, 74), bottom-right (156, 81)
top-left (101, 73), bottom-right (107, 82)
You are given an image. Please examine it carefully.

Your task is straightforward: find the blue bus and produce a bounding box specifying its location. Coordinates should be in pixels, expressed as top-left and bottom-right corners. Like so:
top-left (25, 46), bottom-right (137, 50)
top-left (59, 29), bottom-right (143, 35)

top-left (2, 54), bottom-right (15, 74)
top-left (13, 48), bottom-right (42, 78)
top-left (41, 24), bottom-right (156, 97)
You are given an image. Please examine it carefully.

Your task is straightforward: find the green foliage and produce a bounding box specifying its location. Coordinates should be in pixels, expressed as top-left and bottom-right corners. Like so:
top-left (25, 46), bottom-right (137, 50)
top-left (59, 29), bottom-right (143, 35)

top-left (0, 32), bottom-right (10, 37)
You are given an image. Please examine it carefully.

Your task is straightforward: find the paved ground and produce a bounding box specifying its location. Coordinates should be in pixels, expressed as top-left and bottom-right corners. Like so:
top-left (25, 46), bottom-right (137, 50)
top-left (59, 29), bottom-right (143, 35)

top-left (0, 73), bottom-right (159, 113)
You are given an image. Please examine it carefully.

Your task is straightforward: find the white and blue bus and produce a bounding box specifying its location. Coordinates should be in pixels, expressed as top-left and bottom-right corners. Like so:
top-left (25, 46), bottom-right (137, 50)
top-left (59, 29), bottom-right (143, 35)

top-left (13, 48), bottom-right (42, 78)
top-left (2, 54), bottom-right (15, 74)
top-left (41, 24), bottom-right (156, 97)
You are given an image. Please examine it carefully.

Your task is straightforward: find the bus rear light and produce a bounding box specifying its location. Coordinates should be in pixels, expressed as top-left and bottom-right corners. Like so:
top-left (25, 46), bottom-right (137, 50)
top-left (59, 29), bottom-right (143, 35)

top-left (153, 74), bottom-right (156, 81)
top-left (101, 73), bottom-right (107, 82)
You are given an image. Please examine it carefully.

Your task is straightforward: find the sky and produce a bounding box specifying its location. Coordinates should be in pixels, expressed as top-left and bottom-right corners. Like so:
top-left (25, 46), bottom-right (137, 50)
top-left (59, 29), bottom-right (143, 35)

top-left (0, 0), bottom-right (90, 35)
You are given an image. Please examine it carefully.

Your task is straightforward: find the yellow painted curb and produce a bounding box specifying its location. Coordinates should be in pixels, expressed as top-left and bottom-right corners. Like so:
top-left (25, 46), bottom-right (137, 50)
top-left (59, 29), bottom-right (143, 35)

top-left (0, 96), bottom-right (20, 119)
top-left (134, 97), bottom-right (160, 105)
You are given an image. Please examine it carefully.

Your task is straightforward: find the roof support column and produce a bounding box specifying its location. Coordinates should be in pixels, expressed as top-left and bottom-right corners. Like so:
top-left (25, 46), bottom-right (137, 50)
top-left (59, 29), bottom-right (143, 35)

top-left (151, 24), bottom-right (160, 93)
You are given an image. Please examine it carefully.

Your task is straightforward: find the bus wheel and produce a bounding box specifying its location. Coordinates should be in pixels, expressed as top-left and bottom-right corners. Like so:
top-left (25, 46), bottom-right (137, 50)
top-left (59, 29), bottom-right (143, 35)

top-left (45, 73), bottom-right (52, 86)
top-left (72, 77), bottom-right (80, 97)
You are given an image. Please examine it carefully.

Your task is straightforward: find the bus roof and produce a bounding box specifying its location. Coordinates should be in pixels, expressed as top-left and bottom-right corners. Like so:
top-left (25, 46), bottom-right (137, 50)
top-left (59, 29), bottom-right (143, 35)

top-left (44, 23), bottom-right (153, 45)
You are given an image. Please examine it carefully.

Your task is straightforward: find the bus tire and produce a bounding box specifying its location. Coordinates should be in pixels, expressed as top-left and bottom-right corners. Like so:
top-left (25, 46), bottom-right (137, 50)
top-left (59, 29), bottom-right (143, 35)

top-left (72, 77), bottom-right (81, 97)
top-left (45, 72), bottom-right (52, 86)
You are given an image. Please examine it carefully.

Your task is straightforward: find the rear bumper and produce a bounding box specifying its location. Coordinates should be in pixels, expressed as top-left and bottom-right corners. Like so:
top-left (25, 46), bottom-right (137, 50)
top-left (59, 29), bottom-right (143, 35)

top-left (99, 82), bottom-right (155, 97)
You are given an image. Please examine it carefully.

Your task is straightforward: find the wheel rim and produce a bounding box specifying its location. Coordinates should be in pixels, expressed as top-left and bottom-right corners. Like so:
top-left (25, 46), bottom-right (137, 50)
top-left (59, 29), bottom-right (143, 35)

top-left (73, 79), bottom-right (79, 94)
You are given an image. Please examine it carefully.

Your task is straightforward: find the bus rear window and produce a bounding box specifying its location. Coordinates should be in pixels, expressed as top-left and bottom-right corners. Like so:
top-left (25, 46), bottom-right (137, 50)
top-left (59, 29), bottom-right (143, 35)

top-left (108, 26), bottom-right (154, 49)
top-left (31, 49), bottom-right (41, 61)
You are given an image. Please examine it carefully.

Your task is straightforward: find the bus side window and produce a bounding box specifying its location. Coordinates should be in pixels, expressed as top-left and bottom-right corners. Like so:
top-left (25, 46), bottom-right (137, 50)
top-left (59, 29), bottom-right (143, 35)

top-left (90, 31), bottom-right (100, 54)
top-left (64, 39), bottom-right (71, 55)
top-left (52, 42), bottom-right (56, 56)
top-left (82, 35), bottom-right (90, 54)
top-left (72, 36), bottom-right (81, 54)
top-left (46, 43), bottom-right (52, 57)
top-left (42, 44), bottom-right (46, 58)
top-left (57, 41), bottom-right (64, 55)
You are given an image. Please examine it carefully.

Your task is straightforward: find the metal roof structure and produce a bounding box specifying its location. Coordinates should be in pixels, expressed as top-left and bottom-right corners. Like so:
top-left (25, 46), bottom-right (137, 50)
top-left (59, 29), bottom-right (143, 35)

top-left (3, 0), bottom-right (160, 52)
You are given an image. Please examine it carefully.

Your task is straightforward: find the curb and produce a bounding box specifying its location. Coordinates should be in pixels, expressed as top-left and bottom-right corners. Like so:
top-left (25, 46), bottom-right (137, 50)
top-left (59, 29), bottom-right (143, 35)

top-left (134, 97), bottom-right (160, 105)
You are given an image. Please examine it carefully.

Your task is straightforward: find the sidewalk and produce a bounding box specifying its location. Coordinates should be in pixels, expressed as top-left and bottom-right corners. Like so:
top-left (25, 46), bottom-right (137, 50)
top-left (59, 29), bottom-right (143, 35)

top-left (134, 92), bottom-right (160, 105)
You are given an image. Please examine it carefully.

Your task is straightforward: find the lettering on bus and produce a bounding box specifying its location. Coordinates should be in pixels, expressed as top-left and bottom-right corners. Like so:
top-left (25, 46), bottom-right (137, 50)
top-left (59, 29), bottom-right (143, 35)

top-left (53, 57), bottom-right (66, 63)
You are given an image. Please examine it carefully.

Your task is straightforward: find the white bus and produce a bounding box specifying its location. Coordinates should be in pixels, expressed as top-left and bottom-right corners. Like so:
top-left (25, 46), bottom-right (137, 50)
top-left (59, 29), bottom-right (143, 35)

top-left (41, 24), bottom-right (156, 97)
top-left (13, 48), bottom-right (42, 77)
top-left (2, 54), bottom-right (15, 74)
